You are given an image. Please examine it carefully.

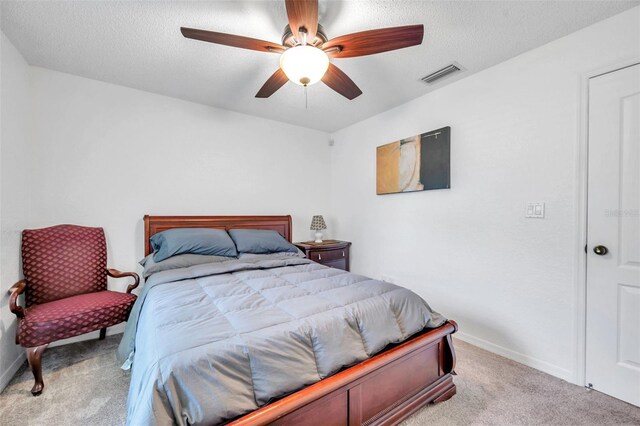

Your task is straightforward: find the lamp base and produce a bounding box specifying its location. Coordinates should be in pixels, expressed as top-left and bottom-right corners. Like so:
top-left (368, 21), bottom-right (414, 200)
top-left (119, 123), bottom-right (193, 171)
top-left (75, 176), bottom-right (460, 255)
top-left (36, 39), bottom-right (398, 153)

top-left (314, 231), bottom-right (323, 243)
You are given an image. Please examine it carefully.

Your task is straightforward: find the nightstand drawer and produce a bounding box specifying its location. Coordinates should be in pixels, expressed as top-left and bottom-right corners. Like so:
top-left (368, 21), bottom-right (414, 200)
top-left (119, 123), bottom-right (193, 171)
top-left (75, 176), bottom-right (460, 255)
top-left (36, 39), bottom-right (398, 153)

top-left (320, 258), bottom-right (348, 270)
top-left (294, 240), bottom-right (351, 272)
top-left (308, 249), bottom-right (347, 263)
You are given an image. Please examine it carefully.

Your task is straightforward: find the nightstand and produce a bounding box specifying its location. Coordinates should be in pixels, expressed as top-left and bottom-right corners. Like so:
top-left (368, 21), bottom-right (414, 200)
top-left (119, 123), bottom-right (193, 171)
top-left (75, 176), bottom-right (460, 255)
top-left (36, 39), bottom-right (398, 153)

top-left (294, 240), bottom-right (351, 271)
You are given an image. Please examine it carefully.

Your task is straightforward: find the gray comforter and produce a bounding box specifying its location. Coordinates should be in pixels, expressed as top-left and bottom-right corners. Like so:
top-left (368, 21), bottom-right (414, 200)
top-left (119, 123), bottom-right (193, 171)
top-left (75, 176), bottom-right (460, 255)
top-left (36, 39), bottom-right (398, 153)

top-left (118, 254), bottom-right (445, 426)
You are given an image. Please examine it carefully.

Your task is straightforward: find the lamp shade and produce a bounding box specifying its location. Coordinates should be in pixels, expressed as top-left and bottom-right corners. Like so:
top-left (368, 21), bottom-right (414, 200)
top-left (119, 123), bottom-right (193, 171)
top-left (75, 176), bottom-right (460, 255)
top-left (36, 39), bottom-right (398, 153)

top-left (280, 46), bottom-right (329, 86)
top-left (310, 215), bottom-right (327, 231)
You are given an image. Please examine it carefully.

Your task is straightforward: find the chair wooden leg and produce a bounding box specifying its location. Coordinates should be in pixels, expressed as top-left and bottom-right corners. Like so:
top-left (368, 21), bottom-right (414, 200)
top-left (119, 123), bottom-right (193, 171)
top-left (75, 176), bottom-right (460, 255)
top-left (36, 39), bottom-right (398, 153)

top-left (26, 344), bottom-right (48, 396)
top-left (15, 320), bottom-right (20, 345)
top-left (99, 328), bottom-right (107, 340)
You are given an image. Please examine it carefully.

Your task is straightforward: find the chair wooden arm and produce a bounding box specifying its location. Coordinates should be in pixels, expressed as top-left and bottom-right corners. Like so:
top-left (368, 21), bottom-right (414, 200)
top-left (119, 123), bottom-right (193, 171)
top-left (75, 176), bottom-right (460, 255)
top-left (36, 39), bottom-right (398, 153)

top-left (106, 268), bottom-right (140, 293)
top-left (9, 280), bottom-right (26, 319)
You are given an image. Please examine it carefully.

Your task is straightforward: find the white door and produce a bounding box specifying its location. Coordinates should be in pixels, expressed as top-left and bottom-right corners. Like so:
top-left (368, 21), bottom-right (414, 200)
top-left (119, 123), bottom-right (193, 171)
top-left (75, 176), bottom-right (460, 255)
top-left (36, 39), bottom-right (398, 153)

top-left (586, 63), bottom-right (640, 407)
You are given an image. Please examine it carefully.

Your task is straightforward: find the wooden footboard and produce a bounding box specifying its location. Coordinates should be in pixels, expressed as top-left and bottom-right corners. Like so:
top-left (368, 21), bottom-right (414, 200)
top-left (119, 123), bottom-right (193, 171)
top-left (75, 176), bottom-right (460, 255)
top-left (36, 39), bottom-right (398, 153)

top-left (230, 320), bottom-right (458, 426)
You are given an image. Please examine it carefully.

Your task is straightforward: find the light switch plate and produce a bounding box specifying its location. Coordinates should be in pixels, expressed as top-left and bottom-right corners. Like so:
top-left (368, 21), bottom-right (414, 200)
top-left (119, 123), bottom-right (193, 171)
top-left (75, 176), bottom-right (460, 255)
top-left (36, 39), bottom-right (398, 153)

top-left (526, 202), bottom-right (545, 218)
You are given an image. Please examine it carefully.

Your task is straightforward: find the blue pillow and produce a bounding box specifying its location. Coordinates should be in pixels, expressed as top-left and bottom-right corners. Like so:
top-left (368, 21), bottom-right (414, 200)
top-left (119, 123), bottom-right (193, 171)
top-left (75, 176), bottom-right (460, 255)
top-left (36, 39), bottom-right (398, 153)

top-left (151, 228), bottom-right (237, 262)
top-left (228, 229), bottom-right (298, 254)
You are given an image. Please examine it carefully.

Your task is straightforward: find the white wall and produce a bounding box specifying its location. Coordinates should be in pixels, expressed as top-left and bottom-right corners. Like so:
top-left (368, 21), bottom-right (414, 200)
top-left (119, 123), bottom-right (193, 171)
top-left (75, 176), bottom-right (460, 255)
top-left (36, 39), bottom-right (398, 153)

top-left (0, 53), bottom-right (331, 389)
top-left (26, 66), bottom-right (331, 270)
top-left (0, 33), bottom-right (32, 390)
top-left (329, 7), bottom-right (640, 383)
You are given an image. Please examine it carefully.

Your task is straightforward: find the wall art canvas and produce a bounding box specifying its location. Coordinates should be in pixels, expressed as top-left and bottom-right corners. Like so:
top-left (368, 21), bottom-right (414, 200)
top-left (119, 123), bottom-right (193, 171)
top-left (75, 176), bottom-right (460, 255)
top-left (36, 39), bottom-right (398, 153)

top-left (376, 126), bottom-right (450, 195)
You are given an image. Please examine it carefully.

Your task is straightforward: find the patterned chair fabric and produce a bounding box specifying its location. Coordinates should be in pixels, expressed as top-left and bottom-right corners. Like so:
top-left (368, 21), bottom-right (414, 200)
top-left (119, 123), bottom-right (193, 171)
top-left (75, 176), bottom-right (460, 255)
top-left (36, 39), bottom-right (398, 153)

top-left (22, 225), bottom-right (108, 307)
top-left (19, 290), bottom-right (136, 347)
top-left (18, 224), bottom-right (137, 348)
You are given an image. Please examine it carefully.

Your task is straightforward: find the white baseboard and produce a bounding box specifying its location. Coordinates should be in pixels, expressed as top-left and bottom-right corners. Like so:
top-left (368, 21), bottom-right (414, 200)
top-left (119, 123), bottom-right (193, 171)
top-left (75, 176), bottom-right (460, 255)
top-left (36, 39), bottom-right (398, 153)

top-left (0, 351), bottom-right (26, 392)
top-left (455, 331), bottom-right (574, 383)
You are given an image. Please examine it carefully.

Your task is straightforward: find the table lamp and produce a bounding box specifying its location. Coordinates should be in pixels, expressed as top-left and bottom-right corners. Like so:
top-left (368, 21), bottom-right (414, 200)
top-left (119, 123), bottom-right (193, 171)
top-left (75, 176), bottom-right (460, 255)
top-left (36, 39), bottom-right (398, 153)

top-left (310, 215), bottom-right (327, 243)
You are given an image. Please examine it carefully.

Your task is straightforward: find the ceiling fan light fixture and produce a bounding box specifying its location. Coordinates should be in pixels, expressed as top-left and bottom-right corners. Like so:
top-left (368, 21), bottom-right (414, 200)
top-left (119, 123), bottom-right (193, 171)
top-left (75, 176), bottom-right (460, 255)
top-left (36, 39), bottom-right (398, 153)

top-left (279, 45), bottom-right (329, 86)
top-left (181, 1), bottom-right (424, 100)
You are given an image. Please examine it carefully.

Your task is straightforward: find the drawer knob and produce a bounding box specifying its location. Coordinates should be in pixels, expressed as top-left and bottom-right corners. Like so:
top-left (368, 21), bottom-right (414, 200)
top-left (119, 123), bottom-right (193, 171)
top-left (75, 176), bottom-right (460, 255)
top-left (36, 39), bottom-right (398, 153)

top-left (342, 251), bottom-right (345, 257)
top-left (318, 254), bottom-right (322, 260)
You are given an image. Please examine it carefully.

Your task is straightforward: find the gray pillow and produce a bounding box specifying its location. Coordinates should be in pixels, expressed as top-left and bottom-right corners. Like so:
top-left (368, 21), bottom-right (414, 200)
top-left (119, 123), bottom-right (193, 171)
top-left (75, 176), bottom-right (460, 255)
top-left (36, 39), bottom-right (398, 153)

top-left (150, 228), bottom-right (237, 262)
top-left (139, 253), bottom-right (235, 278)
top-left (228, 229), bottom-right (298, 254)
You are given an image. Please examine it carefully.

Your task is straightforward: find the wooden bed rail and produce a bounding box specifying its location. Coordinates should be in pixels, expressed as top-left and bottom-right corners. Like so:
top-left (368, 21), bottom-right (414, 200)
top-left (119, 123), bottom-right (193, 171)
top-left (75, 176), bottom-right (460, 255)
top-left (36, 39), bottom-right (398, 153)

top-left (230, 320), bottom-right (458, 426)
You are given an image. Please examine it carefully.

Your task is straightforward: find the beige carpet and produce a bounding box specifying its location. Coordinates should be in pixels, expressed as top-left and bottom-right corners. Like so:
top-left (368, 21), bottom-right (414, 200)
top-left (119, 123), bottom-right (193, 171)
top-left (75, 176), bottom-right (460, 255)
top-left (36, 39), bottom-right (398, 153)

top-left (1, 336), bottom-right (639, 425)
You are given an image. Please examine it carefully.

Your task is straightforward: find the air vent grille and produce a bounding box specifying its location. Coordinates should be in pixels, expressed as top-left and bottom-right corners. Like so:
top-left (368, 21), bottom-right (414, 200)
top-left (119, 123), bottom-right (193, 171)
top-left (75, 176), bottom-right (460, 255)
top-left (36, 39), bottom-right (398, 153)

top-left (421, 64), bottom-right (461, 84)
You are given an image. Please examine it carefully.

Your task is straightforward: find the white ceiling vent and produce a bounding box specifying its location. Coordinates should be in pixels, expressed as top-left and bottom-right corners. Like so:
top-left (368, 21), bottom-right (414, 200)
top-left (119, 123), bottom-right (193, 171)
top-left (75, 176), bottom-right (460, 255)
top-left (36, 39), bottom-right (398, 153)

top-left (421, 63), bottom-right (464, 84)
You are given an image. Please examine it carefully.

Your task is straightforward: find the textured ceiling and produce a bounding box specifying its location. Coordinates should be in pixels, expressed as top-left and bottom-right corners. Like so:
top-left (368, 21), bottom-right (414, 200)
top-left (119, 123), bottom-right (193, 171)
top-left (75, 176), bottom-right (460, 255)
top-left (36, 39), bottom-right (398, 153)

top-left (1, 1), bottom-right (638, 132)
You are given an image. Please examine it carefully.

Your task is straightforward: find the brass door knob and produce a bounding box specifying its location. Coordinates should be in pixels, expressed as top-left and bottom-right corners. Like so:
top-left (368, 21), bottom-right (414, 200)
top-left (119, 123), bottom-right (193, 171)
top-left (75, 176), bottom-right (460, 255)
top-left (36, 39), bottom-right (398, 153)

top-left (593, 245), bottom-right (608, 256)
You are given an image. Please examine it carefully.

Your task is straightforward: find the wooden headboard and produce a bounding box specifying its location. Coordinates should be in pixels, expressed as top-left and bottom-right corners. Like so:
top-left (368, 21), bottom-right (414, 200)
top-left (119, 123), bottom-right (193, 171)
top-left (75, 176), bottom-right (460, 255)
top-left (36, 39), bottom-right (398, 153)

top-left (143, 215), bottom-right (293, 256)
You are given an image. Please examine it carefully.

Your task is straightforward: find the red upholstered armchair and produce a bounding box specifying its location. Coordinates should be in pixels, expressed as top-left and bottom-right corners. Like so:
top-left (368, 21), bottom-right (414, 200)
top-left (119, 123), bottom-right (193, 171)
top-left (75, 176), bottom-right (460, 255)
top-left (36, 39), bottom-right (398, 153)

top-left (8, 224), bottom-right (139, 396)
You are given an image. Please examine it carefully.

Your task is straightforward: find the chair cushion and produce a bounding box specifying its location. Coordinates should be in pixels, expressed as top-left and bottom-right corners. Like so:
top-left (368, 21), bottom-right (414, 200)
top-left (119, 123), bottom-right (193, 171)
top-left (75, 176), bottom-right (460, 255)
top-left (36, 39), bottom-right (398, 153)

top-left (22, 225), bottom-right (108, 307)
top-left (19, 291), bottom-right (137, 347)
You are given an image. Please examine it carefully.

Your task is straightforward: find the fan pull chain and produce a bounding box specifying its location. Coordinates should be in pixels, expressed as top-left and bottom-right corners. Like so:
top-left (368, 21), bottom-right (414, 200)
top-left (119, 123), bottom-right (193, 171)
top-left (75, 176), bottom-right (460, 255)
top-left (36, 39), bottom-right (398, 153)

top-left (305, 86), bottom-right (308, 109)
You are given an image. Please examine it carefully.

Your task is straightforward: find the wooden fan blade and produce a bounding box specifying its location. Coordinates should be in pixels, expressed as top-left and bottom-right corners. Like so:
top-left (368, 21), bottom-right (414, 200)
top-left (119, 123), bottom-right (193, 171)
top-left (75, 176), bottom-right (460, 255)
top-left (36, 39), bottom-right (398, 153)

top-left (322, 63), bottom-right (362, 100)
top-left (181, 27), bottom-right (285, 53)
top-left (285, 0), bottom-right (318, 43)
top-left (256, 69), bottom-right (289, 98)
top-left (322, 25), bottom-right (424, 58)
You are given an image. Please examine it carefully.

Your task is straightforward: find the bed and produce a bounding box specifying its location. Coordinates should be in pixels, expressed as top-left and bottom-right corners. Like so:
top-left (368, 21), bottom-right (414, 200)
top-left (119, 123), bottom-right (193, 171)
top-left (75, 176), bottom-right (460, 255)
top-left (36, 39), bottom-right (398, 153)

top-left (119, 215), bottom-right (457, 425)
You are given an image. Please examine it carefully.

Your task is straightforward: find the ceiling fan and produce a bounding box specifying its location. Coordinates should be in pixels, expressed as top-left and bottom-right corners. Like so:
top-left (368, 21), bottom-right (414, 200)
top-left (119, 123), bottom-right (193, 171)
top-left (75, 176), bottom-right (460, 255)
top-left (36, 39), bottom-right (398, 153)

top-left (181, 0), bottom-right (424, 100)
